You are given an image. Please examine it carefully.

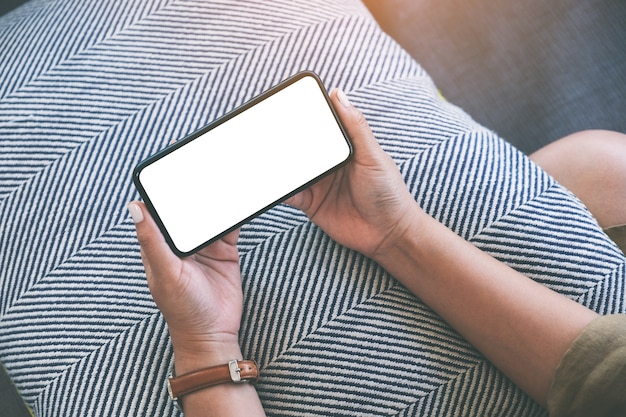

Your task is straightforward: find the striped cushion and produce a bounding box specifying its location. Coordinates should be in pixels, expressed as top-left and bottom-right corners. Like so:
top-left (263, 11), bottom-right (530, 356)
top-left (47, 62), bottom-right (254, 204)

top-left (1, 0), bottom-right (624, 416)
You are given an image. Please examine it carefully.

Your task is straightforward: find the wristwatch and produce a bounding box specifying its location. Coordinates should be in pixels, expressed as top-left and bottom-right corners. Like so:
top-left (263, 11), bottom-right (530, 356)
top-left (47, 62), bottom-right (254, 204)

top-left (167, 359), bottom-right (258, 410)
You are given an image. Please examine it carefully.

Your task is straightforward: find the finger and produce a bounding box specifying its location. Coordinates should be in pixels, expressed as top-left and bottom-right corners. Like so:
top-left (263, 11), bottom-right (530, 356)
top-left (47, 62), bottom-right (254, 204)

top-left (128, 201), bottom-right (180, 279)
top-left (331, 89), bottom-right (399, 174)
top-left (283, 187), bottom-right (312, 212)
top-left (195, 228), bottom-right (241, 262)
top-left (330, 88), bottom-right (383, 159)
top-left (221, 228), bottom-right (241, 247)
top-left (286, 89), bottom-right (378, 214)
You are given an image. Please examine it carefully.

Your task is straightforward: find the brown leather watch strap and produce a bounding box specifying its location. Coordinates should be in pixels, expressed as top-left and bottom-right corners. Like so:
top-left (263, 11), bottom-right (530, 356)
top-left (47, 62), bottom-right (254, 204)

top-left (168, 359), bottom-right (258, 400)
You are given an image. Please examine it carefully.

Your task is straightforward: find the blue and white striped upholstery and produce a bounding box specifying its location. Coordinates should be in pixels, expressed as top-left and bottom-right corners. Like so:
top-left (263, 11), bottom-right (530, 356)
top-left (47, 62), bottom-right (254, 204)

top-left (1, 1), bottom-right (624, 416)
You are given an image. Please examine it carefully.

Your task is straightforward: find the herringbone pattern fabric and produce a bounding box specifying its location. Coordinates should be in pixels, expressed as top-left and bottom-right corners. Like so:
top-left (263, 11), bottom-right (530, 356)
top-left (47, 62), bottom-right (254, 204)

top-left (1, 0), bottom-right (624, 416)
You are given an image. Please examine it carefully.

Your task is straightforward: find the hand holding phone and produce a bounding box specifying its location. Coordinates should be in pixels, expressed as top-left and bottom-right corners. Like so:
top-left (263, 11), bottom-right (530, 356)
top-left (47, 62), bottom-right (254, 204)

top-left (133, 72), bottom-right (352, 256)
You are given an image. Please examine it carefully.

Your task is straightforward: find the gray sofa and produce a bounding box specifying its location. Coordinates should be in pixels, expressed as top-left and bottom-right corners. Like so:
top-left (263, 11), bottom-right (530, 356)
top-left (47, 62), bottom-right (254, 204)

top-left (362, 0), bottom-right (626, 154)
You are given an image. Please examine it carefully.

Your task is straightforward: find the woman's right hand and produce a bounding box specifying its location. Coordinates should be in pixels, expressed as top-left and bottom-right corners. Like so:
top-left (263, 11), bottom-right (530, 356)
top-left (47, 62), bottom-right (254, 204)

top-left (286, 89), bottom-right (422, 260)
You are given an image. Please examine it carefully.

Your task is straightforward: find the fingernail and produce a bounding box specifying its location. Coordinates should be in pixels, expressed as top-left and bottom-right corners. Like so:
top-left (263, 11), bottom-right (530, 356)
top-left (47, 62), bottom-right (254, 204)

top-left (127, 202), bottom-right (144, 224)
top-left (336, 88), bottom-right (351, 109)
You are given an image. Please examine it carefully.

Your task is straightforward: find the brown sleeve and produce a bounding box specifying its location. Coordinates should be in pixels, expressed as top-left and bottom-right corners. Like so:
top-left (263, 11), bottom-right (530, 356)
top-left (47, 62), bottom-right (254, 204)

top-left (548, 314), bottom-right (626, 417)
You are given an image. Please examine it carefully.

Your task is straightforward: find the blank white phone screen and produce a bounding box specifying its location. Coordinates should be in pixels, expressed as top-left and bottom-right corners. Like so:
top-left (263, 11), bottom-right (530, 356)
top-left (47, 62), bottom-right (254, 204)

top-left (136, 74), bottom-right (351, 255)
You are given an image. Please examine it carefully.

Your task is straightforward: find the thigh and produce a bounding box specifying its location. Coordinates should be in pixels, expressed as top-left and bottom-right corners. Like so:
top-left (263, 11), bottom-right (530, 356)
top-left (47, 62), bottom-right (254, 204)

top-left (531, 130), bottom-right (626, 229)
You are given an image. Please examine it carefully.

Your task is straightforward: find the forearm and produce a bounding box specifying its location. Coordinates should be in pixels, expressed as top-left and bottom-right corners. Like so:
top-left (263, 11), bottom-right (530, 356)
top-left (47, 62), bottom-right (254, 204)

top-left (375, 204), bottom-right (598, 407)
top-left (181, 378), bottom-right (264, 416)
top-left (173, 343), bottom-right (266, 416)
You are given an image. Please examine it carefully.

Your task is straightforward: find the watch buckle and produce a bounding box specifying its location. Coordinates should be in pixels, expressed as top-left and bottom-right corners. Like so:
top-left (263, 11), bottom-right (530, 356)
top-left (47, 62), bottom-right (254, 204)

top-left (228, 359), bottom-right (243, 382)
top-left (166, 374), bottom-right (177, 400)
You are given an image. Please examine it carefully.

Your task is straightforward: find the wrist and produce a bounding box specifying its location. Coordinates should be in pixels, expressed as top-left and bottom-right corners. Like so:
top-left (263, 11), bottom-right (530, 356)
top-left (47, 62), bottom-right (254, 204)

top-left (373, 210), bottom-right (454, 287)
top-left (169, 354), bottom-right (262, 414)
top-left (168, 359), bottom-right (258, 400)
top-left (371, 202), bottom-right (428, 266)
top-left (172, 338), bottom-right (244, 375)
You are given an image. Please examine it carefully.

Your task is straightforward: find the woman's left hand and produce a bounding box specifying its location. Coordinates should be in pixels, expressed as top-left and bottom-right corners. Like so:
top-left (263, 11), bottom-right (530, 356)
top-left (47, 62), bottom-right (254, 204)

top-left (128, 201), bottom-right (245, 372)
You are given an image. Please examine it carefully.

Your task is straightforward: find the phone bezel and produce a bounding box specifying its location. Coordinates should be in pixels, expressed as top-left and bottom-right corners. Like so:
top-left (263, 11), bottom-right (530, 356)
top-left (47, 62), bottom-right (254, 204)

top-left (132, 71), bottom-right (352, 257)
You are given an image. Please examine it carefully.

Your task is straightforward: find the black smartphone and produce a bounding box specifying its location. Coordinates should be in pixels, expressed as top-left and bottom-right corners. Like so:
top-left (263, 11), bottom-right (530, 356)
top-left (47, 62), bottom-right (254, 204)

top-left (133, 71), bottom-right (353, 256)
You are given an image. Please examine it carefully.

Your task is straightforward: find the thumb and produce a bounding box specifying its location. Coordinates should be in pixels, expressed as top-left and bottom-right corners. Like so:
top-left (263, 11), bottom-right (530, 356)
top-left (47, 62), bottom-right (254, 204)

top-left (331, 88), bottom-right (399, 176)
top-left (285, 88), bottom-right (380, 214)
top-left (127, 201), bottom-right (180, 279)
